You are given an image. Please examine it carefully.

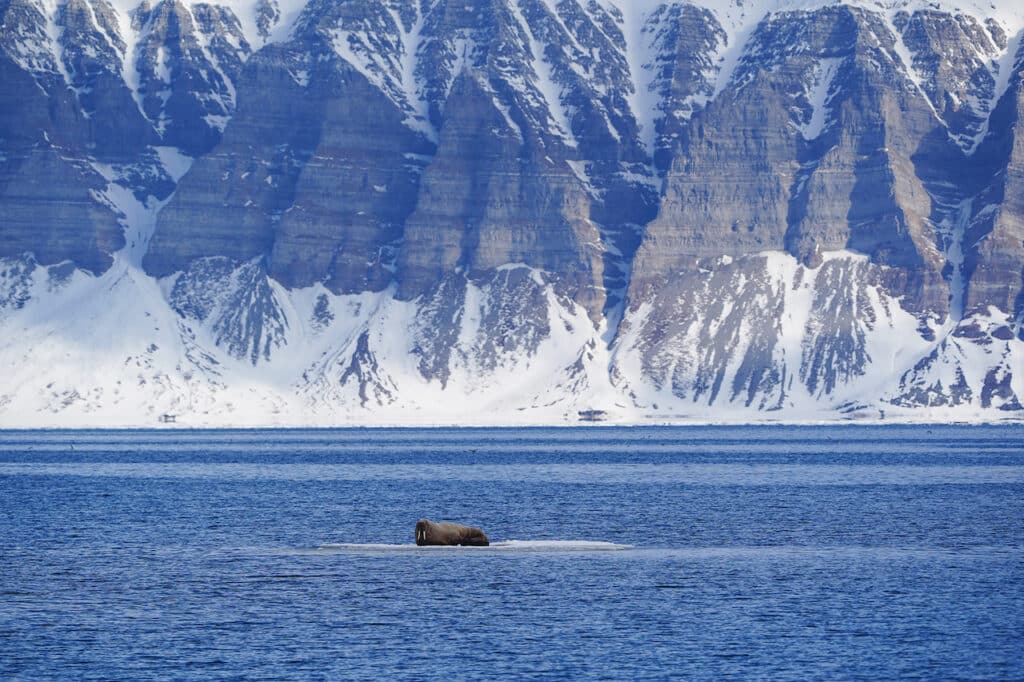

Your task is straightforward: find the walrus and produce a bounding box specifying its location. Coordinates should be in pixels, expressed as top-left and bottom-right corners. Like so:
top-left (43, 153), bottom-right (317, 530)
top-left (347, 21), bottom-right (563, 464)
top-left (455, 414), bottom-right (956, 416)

top-left (415, 519), bottom-right (490, 546)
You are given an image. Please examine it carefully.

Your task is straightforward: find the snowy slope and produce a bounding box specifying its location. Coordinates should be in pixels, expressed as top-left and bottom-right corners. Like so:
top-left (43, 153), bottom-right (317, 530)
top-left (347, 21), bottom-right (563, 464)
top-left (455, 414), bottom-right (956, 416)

top-left (2, 249), bottom-right (1021, 426)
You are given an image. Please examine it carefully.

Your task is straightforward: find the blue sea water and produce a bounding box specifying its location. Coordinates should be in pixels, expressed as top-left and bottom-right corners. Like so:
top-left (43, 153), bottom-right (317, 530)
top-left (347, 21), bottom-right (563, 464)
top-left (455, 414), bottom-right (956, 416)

top-left (1, 425), bottom-right (1022, 679)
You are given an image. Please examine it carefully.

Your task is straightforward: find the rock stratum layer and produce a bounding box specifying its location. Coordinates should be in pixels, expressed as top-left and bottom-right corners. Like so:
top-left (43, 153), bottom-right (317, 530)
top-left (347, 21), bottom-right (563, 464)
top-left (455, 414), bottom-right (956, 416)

top-left (1, 0), bottom-right (1023, 425)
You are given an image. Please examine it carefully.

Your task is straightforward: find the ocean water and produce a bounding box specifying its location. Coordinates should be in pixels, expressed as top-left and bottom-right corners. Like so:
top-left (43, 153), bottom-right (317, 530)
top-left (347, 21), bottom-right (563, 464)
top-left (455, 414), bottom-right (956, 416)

top-left (1, 426), bottom-right (1022, 679)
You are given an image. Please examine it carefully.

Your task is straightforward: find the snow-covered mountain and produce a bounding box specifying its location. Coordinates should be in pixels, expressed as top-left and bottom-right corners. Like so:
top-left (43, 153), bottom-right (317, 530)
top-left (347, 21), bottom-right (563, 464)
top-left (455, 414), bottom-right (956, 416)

top-left (1, 0), bottom-right (1023, 426)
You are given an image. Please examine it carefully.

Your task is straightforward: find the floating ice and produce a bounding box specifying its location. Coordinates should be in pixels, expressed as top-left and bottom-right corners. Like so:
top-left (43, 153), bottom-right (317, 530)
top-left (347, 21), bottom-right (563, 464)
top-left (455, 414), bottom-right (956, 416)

top-left (317, 540), bottom-right (633, 553)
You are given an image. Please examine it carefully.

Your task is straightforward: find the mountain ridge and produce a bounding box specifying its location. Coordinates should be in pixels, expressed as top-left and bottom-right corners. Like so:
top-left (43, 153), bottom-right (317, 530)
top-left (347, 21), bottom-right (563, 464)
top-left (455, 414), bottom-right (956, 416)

top-left (1, 0), bottom-right (1022, 425)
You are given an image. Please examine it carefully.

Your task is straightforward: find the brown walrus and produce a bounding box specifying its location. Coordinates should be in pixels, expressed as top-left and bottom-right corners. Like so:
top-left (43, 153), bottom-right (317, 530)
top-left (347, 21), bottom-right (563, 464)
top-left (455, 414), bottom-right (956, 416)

top-left (415, 519), bottom-right (490, 546)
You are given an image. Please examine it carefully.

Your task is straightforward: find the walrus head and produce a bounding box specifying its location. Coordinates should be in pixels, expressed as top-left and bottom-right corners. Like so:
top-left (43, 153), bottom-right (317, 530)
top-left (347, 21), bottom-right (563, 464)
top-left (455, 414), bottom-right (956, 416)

top-left (415, 519), bottom-right (431, 546)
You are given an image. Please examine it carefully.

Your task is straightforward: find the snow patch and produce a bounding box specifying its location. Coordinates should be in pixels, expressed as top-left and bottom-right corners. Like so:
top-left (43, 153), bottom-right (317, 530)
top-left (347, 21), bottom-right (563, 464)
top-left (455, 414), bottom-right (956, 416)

top-left (153, 146), bottom-right (194, 182)
top-left (508, 0), bottom-right (579, 148)
top-left (383, 4), bottom-right (437, 143)
top-left (600, 0), bottom-right (665, 155)
top-left (966, 30), bottom-right (1024, 154)
top-left (329, 4), bottom-right (437, 143)
top-left (797, 57), bottom-right (844, 139)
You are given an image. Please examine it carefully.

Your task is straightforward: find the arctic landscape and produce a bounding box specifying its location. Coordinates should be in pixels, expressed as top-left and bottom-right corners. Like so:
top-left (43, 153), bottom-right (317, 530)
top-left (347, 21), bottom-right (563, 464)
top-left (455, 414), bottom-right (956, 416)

top-left (2, 0), bottom-right (1024, 425)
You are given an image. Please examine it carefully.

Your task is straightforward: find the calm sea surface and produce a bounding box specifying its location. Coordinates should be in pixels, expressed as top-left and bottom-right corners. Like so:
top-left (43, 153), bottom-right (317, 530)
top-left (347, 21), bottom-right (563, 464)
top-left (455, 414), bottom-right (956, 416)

top-left (1, 426), bottom-right (1022, 679)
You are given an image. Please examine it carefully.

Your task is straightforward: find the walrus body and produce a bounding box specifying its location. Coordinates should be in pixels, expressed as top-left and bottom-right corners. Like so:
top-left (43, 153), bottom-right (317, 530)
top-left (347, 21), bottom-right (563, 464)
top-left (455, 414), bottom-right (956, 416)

top-left (415, 519), bottom-right (490, 546)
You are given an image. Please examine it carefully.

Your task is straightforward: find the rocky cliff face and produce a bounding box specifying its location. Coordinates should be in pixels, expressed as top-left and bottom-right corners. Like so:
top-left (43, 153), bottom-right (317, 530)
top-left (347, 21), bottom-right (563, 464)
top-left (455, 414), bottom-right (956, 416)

top-left (1, 0), bottom-right (1022, 425)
